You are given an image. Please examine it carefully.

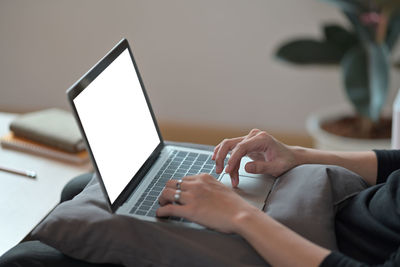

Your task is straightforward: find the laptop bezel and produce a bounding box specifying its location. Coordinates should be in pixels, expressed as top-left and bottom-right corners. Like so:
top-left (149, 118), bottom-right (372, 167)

top-left (66, 38), bottom-right (165, 212)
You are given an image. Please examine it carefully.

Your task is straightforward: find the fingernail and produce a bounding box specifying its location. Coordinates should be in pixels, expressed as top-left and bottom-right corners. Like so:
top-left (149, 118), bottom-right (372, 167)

top-left (216, 166), bottom-right (221, 173)
top-left (234, 177), bottom-right (239, 188)
top-left (225, 164), bottom-right (231, 173)
top-left (231, 177), bottom-right (238, 188)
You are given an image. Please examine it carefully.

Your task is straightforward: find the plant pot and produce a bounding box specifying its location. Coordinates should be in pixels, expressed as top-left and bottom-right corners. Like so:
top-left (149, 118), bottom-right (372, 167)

top-left (306, 108), bottom-right (391, 151)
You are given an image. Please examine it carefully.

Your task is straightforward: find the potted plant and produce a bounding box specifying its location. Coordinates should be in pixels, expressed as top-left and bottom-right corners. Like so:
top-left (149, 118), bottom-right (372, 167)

top-left (275, 0), bottom-right (400, 150)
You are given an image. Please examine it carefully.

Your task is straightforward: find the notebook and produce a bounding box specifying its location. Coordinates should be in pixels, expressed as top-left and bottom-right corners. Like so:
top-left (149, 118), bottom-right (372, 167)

top-left (9, 108), bottom-right (85, 153)
top-left (0, 132), bottom-right (89, 164)
top-left (67, 39), bottom-right (275, 227)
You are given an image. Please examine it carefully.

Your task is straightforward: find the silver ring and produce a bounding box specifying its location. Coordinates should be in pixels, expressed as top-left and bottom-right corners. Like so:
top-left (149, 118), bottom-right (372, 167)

top-left (176, 179), bottom-right (183, 190)
top-left (174, 189), bottom-right (181, 204)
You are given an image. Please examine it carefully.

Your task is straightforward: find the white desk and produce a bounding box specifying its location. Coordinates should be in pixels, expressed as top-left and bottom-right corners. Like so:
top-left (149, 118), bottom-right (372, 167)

top-left (0, 112), bottom-right (92, 256)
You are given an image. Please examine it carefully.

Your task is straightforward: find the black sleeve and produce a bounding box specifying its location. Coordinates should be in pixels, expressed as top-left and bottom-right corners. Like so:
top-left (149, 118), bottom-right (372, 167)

top-left (320, 248), bottom-right (400, 267)
top-left (373, 150), bottom-right (400, 184)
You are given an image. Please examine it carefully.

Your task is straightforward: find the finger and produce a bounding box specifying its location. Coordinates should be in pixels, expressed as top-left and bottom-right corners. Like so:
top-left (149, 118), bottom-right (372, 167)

top-left (165, 179), bottom-right (183, 189)
top-left (245, 161), bottom-right (281, 177)
top-left (245, 161), bottom-right (270, 174)
top-left (245, 128), bottom-right (261, 139)
top-left (156, 204), bottom-right (188, 218)
top-left (228, 163), bottom-right (240, 188)
top-left (215, 139), bottom-right (237, 173)
top-left (158, 188), bottom-right (175, 206)
top-left (215, 137), bottom-right (243, 173)
top-left (212, 144), bottom-right (221, 160)
top-left (178, 175), bottom-right (197, 182)
top-left (225, 142), bottom-right (248, 174)
top-left (165, 179), bottom-right (177, 189)
top-left (158, 188), bottom-right (188, 206)
top-left (225, 133), bottom-right (266, 174)
top-left (165, 178), bottom-right (194, 190)
top-left (224, 131), bottom-right (259, 174)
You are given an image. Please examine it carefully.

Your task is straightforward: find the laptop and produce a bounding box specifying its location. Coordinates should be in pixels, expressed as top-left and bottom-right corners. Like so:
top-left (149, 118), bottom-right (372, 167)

top-left (67, 38), bottom-right (275, 228)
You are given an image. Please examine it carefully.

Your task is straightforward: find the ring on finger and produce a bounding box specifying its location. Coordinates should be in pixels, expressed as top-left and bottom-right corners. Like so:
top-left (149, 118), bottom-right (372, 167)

top-left (174, 189), bottom-right (181, 204)
top-left (176, 179), bottom-right (183, 190)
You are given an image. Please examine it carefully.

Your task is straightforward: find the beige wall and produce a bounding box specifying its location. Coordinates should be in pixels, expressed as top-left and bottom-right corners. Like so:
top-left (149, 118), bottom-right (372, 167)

top-left (1, 0), bottom-right (399, 137)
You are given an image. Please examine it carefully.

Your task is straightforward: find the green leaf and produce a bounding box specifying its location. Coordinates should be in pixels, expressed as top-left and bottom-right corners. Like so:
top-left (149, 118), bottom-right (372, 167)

top-left (373, 0), bottom-right (400, 9)
top-left (386, 11), bottom-right (400, 50)
top-left (275, 40), bottom-right (344, 64)
top-left (341, 46), bottom-right (369, 118)
top-left (320, 0), bottom-right (366, 13)
top-left (323, 24), bottom-right (359, 53)
top-left (341, 44), bottom-right (389, 121)
top-left (368, 43), bottom-right (390, 121)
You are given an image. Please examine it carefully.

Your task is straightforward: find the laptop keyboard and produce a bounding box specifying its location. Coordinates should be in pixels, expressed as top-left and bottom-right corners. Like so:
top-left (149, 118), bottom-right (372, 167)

top-left (129, 150), bottom-right (227, 221)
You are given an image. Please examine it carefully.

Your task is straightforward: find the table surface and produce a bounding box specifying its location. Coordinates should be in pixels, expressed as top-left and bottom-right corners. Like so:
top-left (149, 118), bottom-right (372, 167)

top-left (0, 112), bottom-right (92, 256)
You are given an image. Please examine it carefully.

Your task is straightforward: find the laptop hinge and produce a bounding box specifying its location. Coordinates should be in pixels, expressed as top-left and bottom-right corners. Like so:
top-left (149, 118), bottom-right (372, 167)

top-left (112, 143), bottom-right (163, 211)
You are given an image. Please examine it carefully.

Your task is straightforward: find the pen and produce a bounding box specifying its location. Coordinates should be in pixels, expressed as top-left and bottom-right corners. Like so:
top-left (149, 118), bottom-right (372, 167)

top-left (0, 165), bottom-right (37, 178)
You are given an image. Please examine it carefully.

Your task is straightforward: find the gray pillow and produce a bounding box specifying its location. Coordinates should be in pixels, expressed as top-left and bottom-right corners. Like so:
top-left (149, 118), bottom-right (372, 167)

top-left (31, 165), bottom-right (367, 266)
top-left (31, 175), bottom-right (267, 266)
top-left (264, 164), bottom-right (368, 250)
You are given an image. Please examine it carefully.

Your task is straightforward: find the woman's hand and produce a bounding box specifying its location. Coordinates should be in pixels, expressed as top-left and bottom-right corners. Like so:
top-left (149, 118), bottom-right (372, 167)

top-left (156, 174), bottom-right (259, 233)
top-left (212, 129), bottom-right (298, 187)
top-left (157, 174), bottom-right (331, 267)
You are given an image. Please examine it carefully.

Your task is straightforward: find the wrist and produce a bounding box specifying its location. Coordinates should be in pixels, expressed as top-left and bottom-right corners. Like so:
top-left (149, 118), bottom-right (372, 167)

top-left (289, 145), bottom-right (311, 166)
top-left (232, 206), bottom-right (262, 235)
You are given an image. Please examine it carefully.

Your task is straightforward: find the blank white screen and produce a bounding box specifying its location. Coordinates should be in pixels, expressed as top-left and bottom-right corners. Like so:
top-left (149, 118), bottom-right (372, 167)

top-left (74, 49), bottom-right (160, 203)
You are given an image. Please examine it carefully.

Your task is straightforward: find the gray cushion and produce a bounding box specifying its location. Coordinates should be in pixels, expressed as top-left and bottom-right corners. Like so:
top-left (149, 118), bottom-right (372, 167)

top-left (31, 164), bottom-right (368, 266)
top-left (265, 164), bottom-right (368, 250)
top-left (31, 176), bottom-right (267, 267)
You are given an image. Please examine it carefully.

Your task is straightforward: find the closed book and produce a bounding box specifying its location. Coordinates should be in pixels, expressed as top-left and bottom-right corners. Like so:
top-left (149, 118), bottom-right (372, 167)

top-left (1, 132), bottom-right (89, 164)
top-left (9, 108), bottom-right (85, 153)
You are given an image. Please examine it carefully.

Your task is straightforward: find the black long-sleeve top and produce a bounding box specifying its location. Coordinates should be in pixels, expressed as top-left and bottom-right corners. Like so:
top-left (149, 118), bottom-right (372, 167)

top-left (320, 150), bottom-right (400, 266)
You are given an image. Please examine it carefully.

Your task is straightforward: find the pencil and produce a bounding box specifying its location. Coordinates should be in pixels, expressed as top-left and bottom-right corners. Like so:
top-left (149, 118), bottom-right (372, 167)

top-left (0, 165), bottom-right (37, 178)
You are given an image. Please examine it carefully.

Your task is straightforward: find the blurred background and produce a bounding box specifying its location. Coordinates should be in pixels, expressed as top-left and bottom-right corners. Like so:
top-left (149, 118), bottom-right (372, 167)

top-left (1, 0), bottom-right (399, 146)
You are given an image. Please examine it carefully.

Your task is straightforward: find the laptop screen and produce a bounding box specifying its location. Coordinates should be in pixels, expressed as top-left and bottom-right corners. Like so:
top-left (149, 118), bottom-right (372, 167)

top-left (73, 48), bottom-right (161, 204)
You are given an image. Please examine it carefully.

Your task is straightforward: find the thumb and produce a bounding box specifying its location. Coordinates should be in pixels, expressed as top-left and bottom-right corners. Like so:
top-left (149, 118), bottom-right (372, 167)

top-left (245, 161), bottom-right (274, 175)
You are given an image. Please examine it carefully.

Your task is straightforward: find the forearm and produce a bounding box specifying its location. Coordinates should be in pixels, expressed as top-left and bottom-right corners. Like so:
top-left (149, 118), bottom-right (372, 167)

top-left (290, 146), bottom-right (377, 185)
top-left (234, 209), bottom-right (330, 267)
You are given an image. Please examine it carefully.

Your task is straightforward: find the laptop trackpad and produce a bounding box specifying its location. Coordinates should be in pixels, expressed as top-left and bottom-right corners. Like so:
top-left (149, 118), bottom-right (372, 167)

top-left (220, 173), bottom-right (275, 210)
